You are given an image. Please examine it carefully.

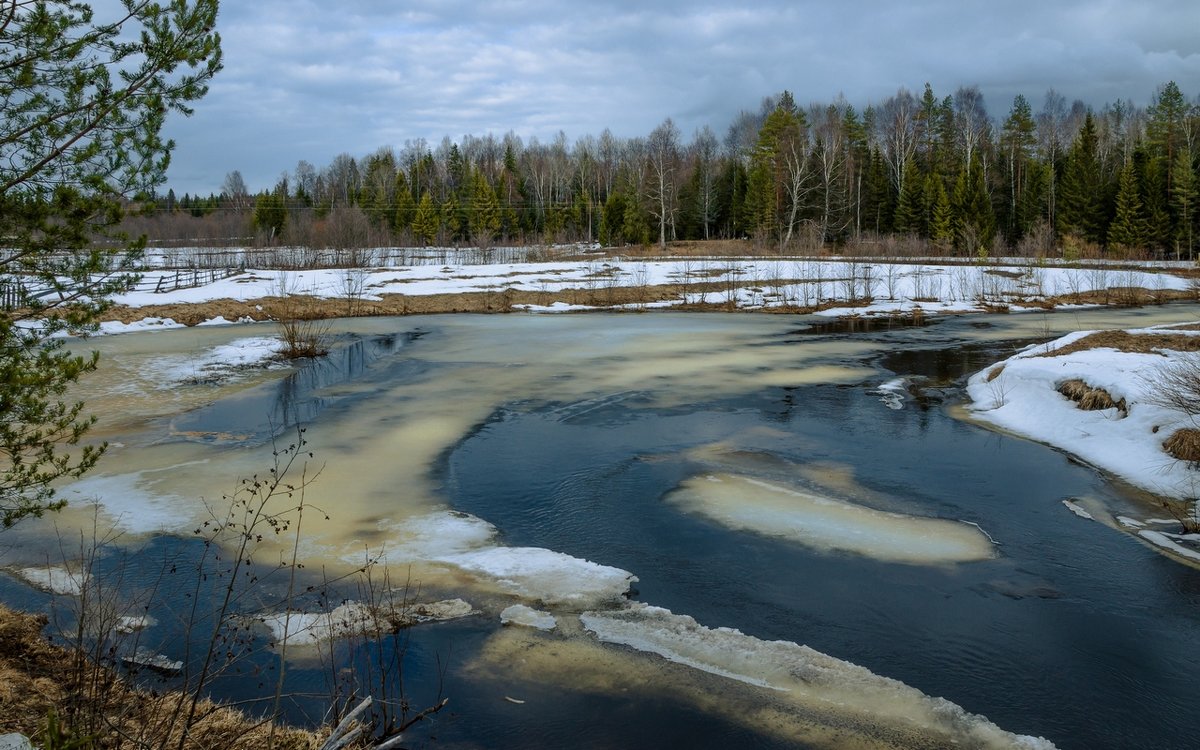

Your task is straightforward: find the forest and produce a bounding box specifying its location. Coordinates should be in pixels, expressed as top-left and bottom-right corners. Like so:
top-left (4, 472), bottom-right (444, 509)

top-left (132, 81), bottom-right (1199, 260)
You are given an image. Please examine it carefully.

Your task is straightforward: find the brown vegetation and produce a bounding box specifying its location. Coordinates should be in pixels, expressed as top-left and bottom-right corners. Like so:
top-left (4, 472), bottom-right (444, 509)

top-left (0, 604), bottom-right (321, 748)
top-left (1056, 379), bottom-right (1128, 415)
top-left (1039, 330), bottom-right (1200, 358)
top-left (1162, 428), bottom-right (1200, 464)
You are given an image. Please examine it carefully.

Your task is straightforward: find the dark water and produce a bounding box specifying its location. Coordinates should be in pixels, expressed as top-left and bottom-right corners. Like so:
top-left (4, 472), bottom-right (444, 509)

top-left (6, 310), bottom-right (1200, 749)
top-left (441, 317), bottom-right (1200, 750)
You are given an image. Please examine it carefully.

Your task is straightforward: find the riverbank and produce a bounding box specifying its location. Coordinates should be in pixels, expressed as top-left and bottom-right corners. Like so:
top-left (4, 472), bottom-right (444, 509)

top-left (965, 322), bottom-right (1200, 564)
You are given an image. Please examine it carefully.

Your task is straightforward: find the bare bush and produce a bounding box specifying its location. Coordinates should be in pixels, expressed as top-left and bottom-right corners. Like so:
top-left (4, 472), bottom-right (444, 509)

top-left (1143, 352), bottom-right (1200, 419)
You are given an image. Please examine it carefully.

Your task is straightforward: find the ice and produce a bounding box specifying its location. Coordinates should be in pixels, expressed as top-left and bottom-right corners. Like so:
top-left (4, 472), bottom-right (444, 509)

top-left (876, 377), bottom-right (908, 410)
top-left (581, 603), bottom-right (1057, 749)
top-left (500, 604), bottom-right (558, 631)
top-left (260, 598), bottom-right (475, 646)
top-left (377, 511), bottom-right (637, 607)
top-left (1062, 500), bottom-right (1094, 520)
top-left (11, 566), bottom-right (86, 595)
top-left (439, 546), bottom-right (637, 607)
top-left (1138, 531), bottom-right (1200, 563)
top-left (666, 473), bottom-right (994, 564)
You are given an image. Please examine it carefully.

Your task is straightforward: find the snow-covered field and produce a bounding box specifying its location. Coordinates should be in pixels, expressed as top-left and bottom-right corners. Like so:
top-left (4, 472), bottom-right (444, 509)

top-left (97, 255), bottom-right (1196, 328)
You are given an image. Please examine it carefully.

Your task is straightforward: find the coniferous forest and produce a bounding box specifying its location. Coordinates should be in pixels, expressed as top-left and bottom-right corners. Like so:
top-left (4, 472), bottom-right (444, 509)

top-left (141, 81), bottom-right (1199, 260)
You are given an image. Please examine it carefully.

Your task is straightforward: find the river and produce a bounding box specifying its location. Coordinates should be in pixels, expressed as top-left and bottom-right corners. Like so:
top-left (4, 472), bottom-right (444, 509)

top-left (3, 306), bottom-right (1199, 749)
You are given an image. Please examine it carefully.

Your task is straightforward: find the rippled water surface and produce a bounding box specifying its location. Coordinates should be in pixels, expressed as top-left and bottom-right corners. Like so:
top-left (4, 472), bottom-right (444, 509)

top-left (6, 307), bottom-right (1200, 749)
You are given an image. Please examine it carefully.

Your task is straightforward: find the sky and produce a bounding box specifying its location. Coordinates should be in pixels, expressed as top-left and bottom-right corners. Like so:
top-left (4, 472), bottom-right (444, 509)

top-left (155, 0), bottom-right (1200, 196)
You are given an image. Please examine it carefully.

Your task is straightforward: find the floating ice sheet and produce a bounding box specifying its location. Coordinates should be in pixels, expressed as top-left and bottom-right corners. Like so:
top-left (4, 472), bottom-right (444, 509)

top-left (582, 603), bottom-right (1056, 749)
top-left (665, 473), bottom-right (994, 564)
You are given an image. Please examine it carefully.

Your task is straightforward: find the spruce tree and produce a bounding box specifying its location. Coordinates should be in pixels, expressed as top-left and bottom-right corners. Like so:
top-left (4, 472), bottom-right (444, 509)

top-left (1170, 148), bottom-right (1197, 260)
top-left (929, 178), bottom-right (954, 249)
top-left (412, 192), bottom-right (438, 245)
top-left (892, 165), bottom-right (925, 235)
top-left (1107, 160), bottom-right (1148, 251)
top-left (393, 172), bottom-right (417, 235)
top-left (1057, 113), bottom-right (1107, 244)
top-left (952, 155), bottom-right (996, 254)
top-left (469, 172), bottom-right (501, 243)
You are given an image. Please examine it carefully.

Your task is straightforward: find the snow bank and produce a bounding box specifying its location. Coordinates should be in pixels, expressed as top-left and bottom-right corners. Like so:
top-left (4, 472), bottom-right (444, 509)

top-left (665, 474), bottom-right (994, 564)
top-left (966, 326), bottom-right (1200, 500)
top-left (581, 603), bottom-right (1056, 749)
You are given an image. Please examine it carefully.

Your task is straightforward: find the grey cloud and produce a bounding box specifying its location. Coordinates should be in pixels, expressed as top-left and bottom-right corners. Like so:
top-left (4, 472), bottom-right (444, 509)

top-left (162, 0), bottom-right (1200, 195)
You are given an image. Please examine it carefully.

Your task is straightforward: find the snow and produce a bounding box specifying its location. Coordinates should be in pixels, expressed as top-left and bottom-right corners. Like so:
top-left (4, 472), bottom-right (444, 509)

top-left (665, 473), bottom-right (995, 564)
top-left (500, 604), bottom-right (558, 631)
top-left (581, 603), bottom-right (1057, 749)
top-left (70, 256), bottom-right (1193, 331)
top-left (966, 325), bottom-right (1200, 500)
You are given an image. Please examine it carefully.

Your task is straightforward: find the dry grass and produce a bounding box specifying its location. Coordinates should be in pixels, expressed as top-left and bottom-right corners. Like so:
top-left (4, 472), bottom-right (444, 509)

top-left (1056, 379), bottom-right (1128, 415)
top-left (1163, 428), bottom-right (1200, 463)
top-left (985, 365), bottom-right (1005, 382)
top-left (0, 604), bottom-right (327, 748)
top-left (1039, 330), bottom-right (1200, 358)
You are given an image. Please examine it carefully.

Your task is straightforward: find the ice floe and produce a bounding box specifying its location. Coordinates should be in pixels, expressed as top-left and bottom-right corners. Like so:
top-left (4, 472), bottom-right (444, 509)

top-left (260, 598), bottom-right (475, 647)
top-left (500, 604), bottom-right (558, 631)
top-left (665, 473), bottom-right (994, 564)
top-left (581, 603), bottom-right (1056, 749)
top-left (11, 566), bottom-right (87, 596)
top-left (376, 510), bottom-right (638, 607)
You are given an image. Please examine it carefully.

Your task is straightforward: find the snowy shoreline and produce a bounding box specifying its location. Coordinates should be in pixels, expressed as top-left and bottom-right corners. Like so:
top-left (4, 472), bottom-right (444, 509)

top-left (965, 322), bottom-right (1200, 563)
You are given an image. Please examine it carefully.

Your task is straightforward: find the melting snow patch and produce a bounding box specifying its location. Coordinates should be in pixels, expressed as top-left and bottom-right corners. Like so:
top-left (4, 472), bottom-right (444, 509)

top-left (500, 604), bottom-right (558, 631)
top-left (581, 603), bottom-right (1057, 749)
top-left (1116, 516), bottom-right (1145, 528)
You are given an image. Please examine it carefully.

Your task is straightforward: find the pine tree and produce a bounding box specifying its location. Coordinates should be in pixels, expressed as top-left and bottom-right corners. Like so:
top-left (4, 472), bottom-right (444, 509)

top-left (1000, 95), bottom-right (1038, 242)
top-left (1107, 160), bottom-right (1148, 250)
top-left (0, 1), bottom-right (221, 526)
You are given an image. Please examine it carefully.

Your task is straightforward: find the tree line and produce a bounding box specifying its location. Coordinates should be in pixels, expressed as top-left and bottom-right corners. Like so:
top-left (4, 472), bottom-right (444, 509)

top-left (145, 81), bottom-right (1199, 259)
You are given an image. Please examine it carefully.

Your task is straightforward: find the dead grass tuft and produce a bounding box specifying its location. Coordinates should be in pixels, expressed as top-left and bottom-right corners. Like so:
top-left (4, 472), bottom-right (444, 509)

top-left (986, 365), bottom-right (1005, 382)
top-left (1056, 379), bottom-right (1128, 415)
top-left (0, 604), bottom-right (326, 748)
top-left (1163, 428), bottom-right (1200, 464)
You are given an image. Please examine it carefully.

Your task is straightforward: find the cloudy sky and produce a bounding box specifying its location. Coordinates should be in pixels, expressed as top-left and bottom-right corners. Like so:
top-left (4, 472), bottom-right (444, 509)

top-left (159, 0), bottom-right (1200, 196)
